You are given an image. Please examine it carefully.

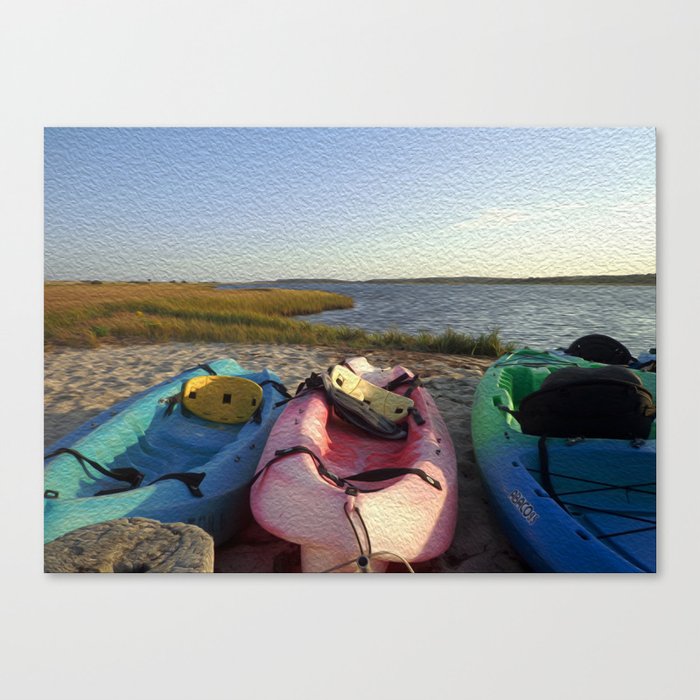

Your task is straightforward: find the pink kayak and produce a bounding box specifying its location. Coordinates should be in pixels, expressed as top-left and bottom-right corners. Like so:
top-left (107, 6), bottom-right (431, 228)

top-left (250, 357), bottom-right (458, 572)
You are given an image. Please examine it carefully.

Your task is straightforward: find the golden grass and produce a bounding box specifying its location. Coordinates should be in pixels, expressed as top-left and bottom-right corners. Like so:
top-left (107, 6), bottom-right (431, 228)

top-left (45, 281), bottom-right (513, 357)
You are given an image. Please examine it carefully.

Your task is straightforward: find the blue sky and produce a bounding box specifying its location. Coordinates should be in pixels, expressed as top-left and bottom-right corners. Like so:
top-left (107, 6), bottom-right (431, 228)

top-left (44, 128), bottom-right (655, 281)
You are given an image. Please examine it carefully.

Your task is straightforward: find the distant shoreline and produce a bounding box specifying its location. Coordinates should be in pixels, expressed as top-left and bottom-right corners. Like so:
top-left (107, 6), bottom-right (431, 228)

top-left (268, 273), bottom-right (656, 287)
top-left (47, 273), bottom-right (655, 287)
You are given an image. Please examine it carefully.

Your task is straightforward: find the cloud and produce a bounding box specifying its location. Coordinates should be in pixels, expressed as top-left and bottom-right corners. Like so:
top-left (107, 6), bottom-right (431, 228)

top-left (607, 196), bottom-right (655, 214)
top-left (451, 202), bottom-right (589, 231)
top-left (451, 208), bottom-right (533, 230)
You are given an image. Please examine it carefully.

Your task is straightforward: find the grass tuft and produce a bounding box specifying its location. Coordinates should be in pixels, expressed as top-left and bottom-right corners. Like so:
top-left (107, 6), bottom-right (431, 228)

top-left (45, 282), bottom-right (513, 357)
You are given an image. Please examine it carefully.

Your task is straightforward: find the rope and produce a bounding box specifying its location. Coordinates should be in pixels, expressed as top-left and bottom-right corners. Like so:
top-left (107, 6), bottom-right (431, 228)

top-left (343, 502), bottom-right (369, 556)
top-left (319, 503), bottom-right (415, 573)
top-left (536, 436), bottom-right (656, 541)
top-left (558, 500), bottom-right (656, 526)
top-left (525, 467), bottom-right (656, 497)
top-left (322, 557), bottom-right (366, 573)
top-left (321, 551), bottom-right (415, 573)
top-left (596, 525), bottom-right (657, 540)
top-left (370, 551), bottom-right (415, 573)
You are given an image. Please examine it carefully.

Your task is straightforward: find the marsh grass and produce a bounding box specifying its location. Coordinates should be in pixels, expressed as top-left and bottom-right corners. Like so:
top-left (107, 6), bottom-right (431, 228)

top-left (45, 282), bottom-right (513, 356)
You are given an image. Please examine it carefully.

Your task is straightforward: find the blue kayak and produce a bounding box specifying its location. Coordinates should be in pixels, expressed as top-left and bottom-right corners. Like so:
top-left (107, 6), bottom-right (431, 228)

top-left (471, 349), bottom-right (656, 573)
top-left (44, 359), bottom-right (287, 545)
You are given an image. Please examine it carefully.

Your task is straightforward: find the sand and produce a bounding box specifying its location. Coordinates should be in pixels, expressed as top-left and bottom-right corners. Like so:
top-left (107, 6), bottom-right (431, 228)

top-left (44, 342), bottom-right (529, 573)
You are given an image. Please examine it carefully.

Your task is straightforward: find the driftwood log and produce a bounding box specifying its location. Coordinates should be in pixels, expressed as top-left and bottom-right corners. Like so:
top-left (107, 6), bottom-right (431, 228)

top-left (44, 517), bottom-right (214, 573)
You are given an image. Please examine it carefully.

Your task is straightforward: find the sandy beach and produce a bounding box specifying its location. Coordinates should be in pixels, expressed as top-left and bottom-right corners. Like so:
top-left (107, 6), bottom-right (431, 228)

top-left (45, 342), bottom-right (529, 573)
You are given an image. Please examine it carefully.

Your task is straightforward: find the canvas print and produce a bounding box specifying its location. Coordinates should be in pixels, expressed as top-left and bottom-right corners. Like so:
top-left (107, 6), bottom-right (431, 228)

top-left (44, 128), bottom-right (656, 573)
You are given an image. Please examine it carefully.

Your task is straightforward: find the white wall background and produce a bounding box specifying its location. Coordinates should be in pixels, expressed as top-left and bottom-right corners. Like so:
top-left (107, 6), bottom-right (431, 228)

top-left (1, 1), bottom-right (697, 698)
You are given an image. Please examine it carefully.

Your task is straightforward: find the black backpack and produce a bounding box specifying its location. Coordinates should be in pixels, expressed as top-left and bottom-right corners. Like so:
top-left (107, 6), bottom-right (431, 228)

top-left (565, 334), bottom-right (635, 365)
top-left (509, 365), bottom-right (656, 440)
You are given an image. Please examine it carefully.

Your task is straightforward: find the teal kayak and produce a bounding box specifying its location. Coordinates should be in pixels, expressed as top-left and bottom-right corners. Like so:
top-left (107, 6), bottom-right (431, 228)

top-left (471, 349), bottom-right (656, 572)
top-left (44, 359), bottom-right (287, 545)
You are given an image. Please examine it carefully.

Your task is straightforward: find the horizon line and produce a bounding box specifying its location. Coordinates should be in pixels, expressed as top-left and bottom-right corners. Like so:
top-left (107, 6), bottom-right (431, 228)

top-left (45, 272), bottom-right (656, 284)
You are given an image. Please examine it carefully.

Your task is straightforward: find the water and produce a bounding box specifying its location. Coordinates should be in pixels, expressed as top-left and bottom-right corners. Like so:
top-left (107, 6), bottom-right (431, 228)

top-left (222, 282), bottom-right (656, 354)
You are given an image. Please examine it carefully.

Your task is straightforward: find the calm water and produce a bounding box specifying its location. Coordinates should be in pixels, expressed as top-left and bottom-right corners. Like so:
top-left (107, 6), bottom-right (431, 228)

top-left (224, 282), bottom-right (656, 354)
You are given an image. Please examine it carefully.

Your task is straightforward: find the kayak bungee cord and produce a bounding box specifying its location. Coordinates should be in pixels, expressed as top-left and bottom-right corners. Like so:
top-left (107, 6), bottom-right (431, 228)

top-left (250, 447), bottom-right (438, 572)
top-left (535, 472), bottom-right (655, 497)
top-left (320, 502), bottom-right (415, 573)
top-left (321, 551), bottom-right (415, 574)
top-left (532, 436), bottom-right (656, 542)
top-left (345, 501), bottom-right (371, 559)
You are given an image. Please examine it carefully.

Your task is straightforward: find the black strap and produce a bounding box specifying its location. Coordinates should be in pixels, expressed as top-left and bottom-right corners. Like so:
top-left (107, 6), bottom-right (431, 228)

top-left (298, 372), bottom-right (324, 395)
top-left (408, 407), bottom-right (425, 425)
top-left (149, 472), bottom-right (205, 497)
top-left (259, 379), bottom-right (292, 399)
top-left (95, 472), bottom-right (206, 497)
top-left (380, 373), bottom-right (425, 424)
top-left (250, 446), bottom-right (341, 487)
top-left (382, 371), bottom-right (423, 398)
top-left (251, 445), bottom-right (441, 493)
top-left (45, 449), bottom-right (204, 499)
top-left (383, 372), bottom-right (412, 391)
top-left (163, 393), bottom-right (180, 417)
top-left (95, 485), bottom-right (136, 496)
top-left (274, 373), bottom-right (325, 407)
top-left (255, 380), bottom-right (292, 419)
top-left (538, 436), bottom-right (565, 510)
top-left (44, 448), bottom-right (144, 489)
top-left (185, 363), bottom-right (218, 375)
top-left (384, 373), bottom-right (425, 425)
top-left (403, 375), bottom-right (422, 398)
top-left (340, 467), bottom-right (440, 490)
top-left (242, 381), bottom-right (292, 423)
top-left (250, 402), bottom-right (263, 424)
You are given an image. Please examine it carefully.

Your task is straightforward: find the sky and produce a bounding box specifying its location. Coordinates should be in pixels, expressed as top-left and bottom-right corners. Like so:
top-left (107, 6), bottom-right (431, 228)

top-left (44, 128), bottom-right (656, 281)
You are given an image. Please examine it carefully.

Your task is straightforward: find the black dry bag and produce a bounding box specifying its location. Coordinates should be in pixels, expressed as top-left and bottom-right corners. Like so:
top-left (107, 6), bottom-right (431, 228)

top-left (511, 365), bottom-right (656, 440)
